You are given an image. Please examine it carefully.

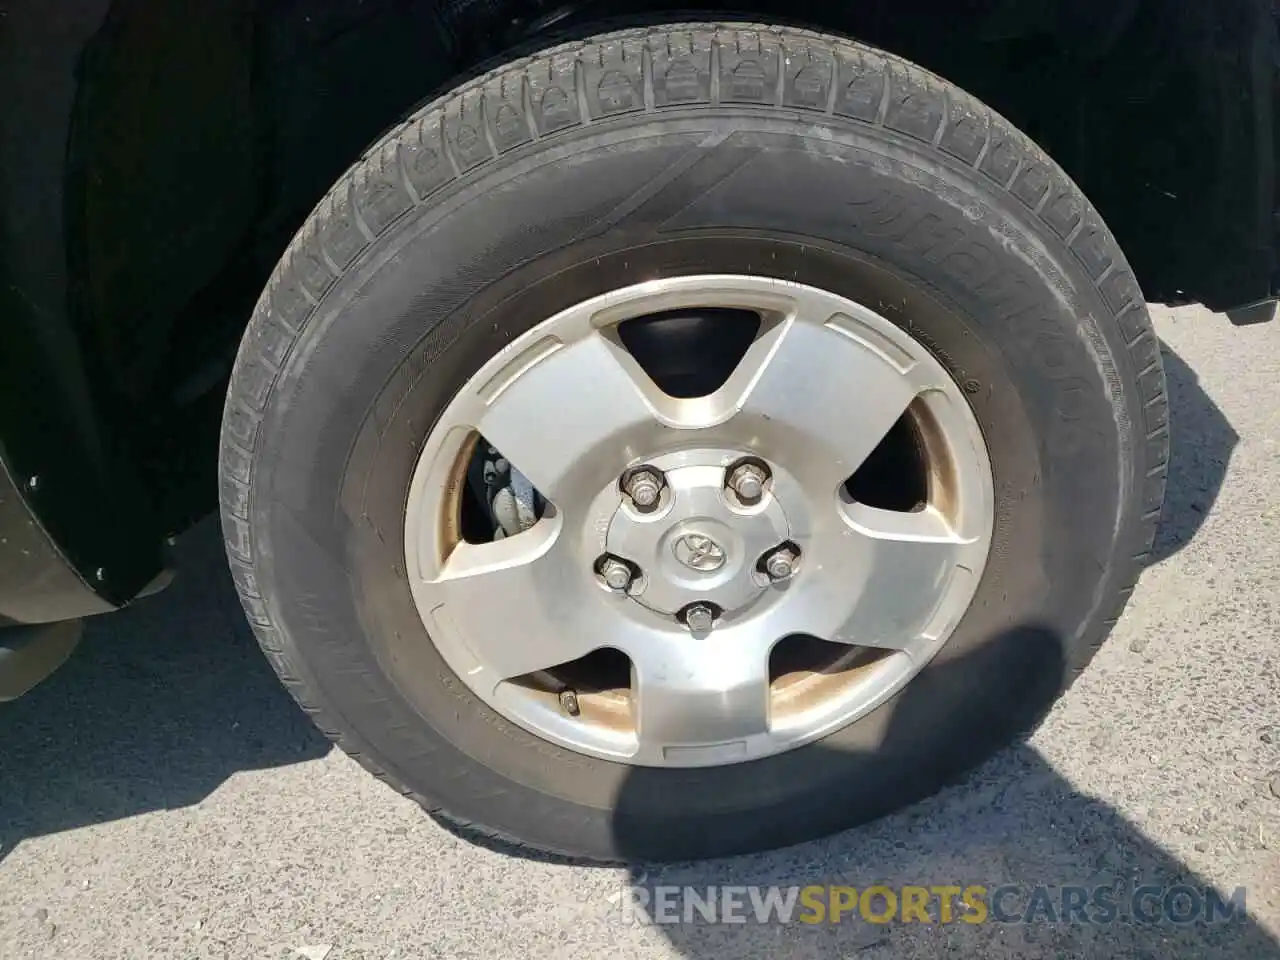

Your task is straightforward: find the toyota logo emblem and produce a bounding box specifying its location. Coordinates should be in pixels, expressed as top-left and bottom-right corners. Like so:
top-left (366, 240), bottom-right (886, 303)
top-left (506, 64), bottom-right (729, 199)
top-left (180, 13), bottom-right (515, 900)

top-left (673, 533), bottom-right (727, 572)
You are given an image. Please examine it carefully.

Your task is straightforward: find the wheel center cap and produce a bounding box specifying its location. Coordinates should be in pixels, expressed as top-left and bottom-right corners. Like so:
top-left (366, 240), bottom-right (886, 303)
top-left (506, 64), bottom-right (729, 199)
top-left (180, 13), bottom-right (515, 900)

top-left (673, 533), bottom-right (727, 571)
top-left (602, 450), bottom-right (794, 618)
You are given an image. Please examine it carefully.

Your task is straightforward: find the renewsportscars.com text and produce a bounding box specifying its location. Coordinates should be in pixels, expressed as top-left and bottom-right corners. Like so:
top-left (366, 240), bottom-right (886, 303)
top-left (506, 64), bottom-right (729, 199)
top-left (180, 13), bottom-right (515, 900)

top-left (619, 883), bottom-right (1248, 926)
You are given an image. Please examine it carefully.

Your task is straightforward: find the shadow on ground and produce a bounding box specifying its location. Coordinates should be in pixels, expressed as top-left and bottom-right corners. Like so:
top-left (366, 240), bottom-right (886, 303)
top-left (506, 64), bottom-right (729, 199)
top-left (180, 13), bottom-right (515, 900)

top-left (615, 744), bottom-right (1279, 957)
top-left (1151, 344), bottom-right (1238, 564)
top-left (0, 521), bottom-right (330, 859)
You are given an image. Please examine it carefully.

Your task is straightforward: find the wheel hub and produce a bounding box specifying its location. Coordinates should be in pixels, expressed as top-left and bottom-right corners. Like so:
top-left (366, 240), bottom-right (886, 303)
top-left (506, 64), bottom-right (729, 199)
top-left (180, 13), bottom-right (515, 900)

top-left (605, 451), bottom-right (797, 620)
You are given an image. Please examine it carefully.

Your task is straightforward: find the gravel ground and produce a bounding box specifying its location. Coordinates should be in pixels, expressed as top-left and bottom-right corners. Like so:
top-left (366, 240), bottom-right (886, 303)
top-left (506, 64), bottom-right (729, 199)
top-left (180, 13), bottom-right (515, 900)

top-left (1, 304), bottom-right (1278, 959)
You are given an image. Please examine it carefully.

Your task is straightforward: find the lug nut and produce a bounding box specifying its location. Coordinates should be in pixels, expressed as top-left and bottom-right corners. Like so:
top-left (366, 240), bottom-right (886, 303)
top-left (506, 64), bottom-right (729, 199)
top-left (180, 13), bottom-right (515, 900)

top-left (598, 556), bottom-right (634, 591)
top-left (681, 602), bottom-right (716, 633)
top-left (763, 545), bottom-right (800, 581)
top-left (727, 462), bottom-right (768, 501)
top-left (624, 468), bottom-right (664, 510)
top-left (559, 688), bottom-right (581, 717)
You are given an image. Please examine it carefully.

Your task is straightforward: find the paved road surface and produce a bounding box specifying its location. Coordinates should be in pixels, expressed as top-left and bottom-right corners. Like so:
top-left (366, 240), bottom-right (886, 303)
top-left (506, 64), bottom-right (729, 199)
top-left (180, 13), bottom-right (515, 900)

top-left (2, 304), bottom-right (1278, 959)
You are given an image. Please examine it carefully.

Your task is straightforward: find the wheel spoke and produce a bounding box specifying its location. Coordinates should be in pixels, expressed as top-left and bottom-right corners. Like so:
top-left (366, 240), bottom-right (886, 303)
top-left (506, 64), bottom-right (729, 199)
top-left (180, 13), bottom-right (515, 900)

top-left (791, 505), bottom-right (973, 653)
top-left (425, 523), bottom-right (602, 682)
top-left (472, 330), bottom-right (664, 507)
top-left (719, 309), bottom-right (925, 490)
top-left (628, 637), bottom-right (772, 760)
top-left (844, 501), bottom-right (962, 542)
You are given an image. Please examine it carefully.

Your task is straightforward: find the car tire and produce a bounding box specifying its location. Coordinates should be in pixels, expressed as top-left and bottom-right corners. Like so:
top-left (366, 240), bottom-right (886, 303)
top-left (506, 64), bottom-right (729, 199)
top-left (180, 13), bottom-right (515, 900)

top-left (219, 22), bottom-right (1167, 861)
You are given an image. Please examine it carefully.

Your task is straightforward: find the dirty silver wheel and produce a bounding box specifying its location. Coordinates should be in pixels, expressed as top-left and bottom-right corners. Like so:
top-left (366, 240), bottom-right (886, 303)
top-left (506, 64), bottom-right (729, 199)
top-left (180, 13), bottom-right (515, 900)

top-left (404, 276), bottom-right (994, 767)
